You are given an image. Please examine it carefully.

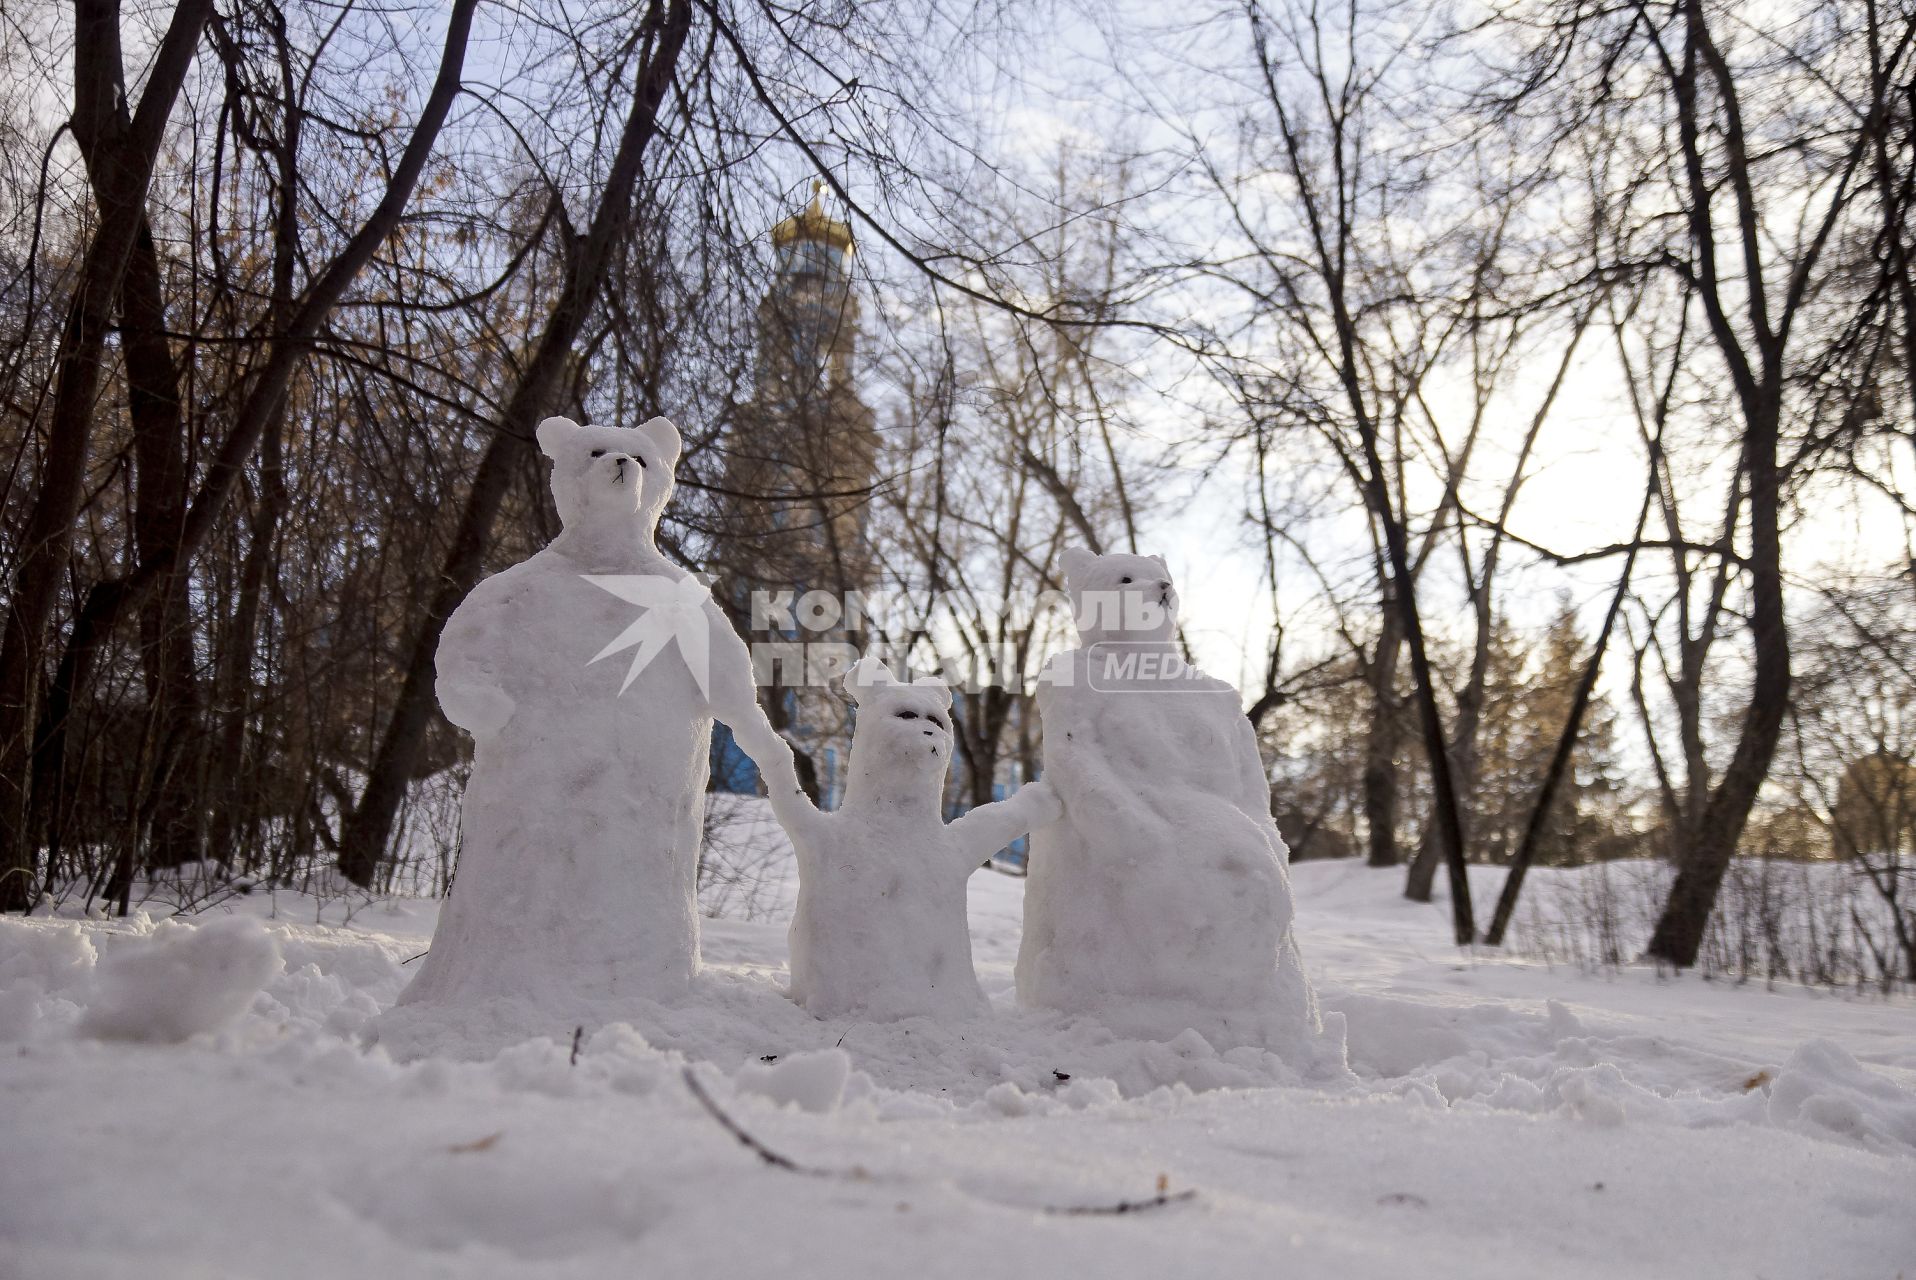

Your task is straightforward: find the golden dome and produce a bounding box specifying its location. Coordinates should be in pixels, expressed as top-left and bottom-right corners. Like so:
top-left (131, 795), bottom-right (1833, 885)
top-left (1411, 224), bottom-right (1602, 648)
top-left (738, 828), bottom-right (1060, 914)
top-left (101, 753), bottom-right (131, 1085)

top-left (772, 180), bottom-right (854, 252)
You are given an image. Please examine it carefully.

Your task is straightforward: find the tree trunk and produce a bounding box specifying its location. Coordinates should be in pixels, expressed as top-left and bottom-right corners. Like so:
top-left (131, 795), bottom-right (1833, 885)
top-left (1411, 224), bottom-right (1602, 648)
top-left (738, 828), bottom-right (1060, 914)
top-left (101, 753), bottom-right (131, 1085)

top-left (0, 0), bottom-right (215, 911)
top-left (122, 215), bottom-right (203, 871)
top-left (1646, 396), bottom-right (1789, 965)
top-left (1362, 618), bottom-right (1403, 867)
top-left (1642, 0), bottom-right (1803, 965)
top-left (86, 214), bottom-right (200, 910)
top-left (206, 15), bottom-right (303, 869)
top-left (1355, 425), bottom-right (1474, 942)
top-left (205, 418), bottom-right (287, 867)
top-left (1404, 716), bottom-right (1482, 902)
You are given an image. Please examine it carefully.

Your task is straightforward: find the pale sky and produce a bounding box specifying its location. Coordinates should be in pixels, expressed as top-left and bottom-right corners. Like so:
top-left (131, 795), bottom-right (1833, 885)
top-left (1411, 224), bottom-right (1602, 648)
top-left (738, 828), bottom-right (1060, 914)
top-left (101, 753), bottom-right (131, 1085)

top-left (931, 1), bottom-right (1914, 703)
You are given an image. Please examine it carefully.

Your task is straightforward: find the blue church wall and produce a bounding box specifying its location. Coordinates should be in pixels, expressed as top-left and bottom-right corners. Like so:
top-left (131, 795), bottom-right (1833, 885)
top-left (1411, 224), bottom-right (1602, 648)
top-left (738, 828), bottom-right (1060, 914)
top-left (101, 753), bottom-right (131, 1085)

top-left (709, 723), bottom-right (761, 794)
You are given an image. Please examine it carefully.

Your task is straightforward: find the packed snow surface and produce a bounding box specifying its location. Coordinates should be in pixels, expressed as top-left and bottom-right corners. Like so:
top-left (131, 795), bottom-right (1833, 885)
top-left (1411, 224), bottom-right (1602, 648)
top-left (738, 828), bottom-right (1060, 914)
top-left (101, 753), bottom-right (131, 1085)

top-left (4, 839), bottom-right (1913, 1277)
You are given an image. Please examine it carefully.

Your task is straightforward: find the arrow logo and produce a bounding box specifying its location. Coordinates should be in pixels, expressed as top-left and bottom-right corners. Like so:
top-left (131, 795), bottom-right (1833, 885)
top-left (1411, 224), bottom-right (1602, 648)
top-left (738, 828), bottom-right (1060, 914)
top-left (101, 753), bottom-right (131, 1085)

top-left (581, 574), bottom-right (714, 698)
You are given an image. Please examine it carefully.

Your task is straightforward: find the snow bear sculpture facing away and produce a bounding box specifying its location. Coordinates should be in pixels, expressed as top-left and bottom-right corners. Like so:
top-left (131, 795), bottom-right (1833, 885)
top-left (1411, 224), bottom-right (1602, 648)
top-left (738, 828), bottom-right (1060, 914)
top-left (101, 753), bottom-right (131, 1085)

top-left (762, 658), bottom-right (1061, 1021)
top-left (1015, 549), bottom-right (1319, 1047)
top-left (401, 415), bottom-right (783, 1009)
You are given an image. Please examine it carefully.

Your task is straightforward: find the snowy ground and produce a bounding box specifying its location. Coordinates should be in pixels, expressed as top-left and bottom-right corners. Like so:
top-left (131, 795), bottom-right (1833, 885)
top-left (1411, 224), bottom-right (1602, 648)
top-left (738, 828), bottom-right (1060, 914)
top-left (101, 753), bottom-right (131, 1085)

top-left (4, 820), bottom-right (1913, 1278)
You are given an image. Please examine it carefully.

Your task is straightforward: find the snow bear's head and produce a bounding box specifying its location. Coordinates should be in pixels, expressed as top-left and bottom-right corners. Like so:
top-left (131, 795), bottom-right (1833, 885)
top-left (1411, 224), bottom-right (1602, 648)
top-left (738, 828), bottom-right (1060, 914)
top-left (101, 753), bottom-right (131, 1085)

top-left (1059, 548), bottom-right (1178, 644)
top-left (537, 415), bottom-right (680, 536)
top-left (845, 657), bottom-right (952, 777)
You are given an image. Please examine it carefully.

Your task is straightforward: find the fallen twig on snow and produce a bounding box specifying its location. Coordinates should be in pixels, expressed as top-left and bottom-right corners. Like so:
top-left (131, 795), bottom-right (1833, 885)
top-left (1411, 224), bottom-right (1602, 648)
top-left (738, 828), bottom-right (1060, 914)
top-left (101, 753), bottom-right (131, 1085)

top-left (681, 1065), bottom-right (846, 1177)
top-left (1042, 1189), bottom-right (1199, 1216)
top-left (680, 1066), bottom-right (1199, 1216)
top-left (447, 1131), bottom-right (501, 1154)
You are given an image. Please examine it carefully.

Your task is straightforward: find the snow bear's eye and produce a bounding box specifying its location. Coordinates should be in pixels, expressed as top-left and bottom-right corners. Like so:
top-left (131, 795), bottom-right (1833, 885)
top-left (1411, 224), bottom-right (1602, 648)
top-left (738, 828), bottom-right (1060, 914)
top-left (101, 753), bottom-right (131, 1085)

top-left (1119, 576), bottom-right (1133, 584)
top-left (896, 710), bottom-right (918, 721)
top-left (591, 449), bottom-right (606, 458)
top-left (634, 455), bottom-right (646, 468)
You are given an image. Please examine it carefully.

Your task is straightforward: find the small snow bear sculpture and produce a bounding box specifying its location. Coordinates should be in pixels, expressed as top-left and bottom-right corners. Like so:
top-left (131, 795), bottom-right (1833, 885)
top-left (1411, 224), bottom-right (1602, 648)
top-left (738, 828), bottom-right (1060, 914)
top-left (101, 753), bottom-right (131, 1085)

top-left (762, 658), bottom-right (1061, 1021)
top-left (401, 415), bottom-right (784, 1008)
top-left (1015, 549), bottom-right (1319, 1044)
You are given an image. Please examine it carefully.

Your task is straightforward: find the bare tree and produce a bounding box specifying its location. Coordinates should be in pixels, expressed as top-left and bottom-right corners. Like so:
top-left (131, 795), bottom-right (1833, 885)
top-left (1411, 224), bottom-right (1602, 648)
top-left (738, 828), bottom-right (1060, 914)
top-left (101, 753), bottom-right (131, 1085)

top-left (0, 0), bottom-right (217, 910)
top-left (1176, 0), bottom-right (1488, 938)
top-left (1494, 0), bottom-right (1916, 964)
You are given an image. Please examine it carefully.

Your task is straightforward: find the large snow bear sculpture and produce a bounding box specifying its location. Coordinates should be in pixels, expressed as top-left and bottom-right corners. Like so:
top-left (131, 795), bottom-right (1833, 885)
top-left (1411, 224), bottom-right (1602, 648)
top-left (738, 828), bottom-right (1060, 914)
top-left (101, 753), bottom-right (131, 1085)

top-left (400, 415), bottom-right (783, 1008)
top-left (1015, 549), bottom-right (1319, 1045)
top-left (762, 658), bottom-right (1060, 1021)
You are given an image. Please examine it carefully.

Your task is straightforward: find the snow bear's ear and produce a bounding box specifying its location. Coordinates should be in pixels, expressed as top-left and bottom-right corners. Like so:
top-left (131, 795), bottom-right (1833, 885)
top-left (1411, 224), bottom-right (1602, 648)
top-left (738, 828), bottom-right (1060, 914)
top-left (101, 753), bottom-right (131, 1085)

top-left (636, 416), bottom-right (682, 468)
top-left (912, 674), bottom-right (952, 706)
top-left (1149, 553), bottom-right (1169, 574)
top-left (536, 416), bottom-right (580, 459)
top-left (1059, 547), bottom-right (1095, 588)
top-left (843, 656), bottom-right (897, 705)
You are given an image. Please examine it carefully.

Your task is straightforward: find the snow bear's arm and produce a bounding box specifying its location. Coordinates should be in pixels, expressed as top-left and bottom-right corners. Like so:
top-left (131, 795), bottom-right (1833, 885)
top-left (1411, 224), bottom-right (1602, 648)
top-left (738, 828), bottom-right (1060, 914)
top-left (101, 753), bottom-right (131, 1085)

top-left (690, 594), bottom-right (823, 848)
top-left (699, 594), bottom-right (784, 762)
top-left (434, 572), bottom-right (519, 737)
top-left (946, 779), bottom-right (1063, 870)
top-left (756, 731), bottom-right (826, 851)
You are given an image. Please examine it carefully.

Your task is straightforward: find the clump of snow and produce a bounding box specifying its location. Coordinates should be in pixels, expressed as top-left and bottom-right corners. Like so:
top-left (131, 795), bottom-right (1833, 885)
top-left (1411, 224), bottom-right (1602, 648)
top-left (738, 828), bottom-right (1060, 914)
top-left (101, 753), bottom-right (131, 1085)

top-left (402, 415), bottom-right (786, 1012)
top-left (732, 1048), bottom-right (854, 1113)
top-left (0, 923), bottom-right (96, 1041)
top-left (762, 658), bottom-right (1060, 1021)
top-left (1016, 550), bottom-right (1320, 1055)
top-left (1768, 1039), bottom-right (1916, 1152)
top-left (78, 915), bottom-right (281, 1043)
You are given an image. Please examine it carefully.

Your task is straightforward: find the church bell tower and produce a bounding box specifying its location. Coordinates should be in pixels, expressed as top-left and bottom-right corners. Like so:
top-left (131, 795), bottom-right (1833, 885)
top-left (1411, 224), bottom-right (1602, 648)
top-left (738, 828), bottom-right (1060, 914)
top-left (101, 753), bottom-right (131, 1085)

top-left (710, 183), bottom-right (879, 798)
